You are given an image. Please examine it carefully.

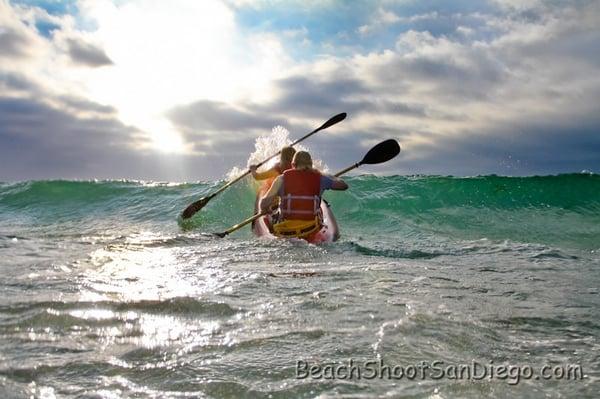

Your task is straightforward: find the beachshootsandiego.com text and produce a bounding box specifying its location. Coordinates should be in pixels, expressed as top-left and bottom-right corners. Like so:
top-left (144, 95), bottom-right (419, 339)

top-left (296, 359), bottom-right (584, 385)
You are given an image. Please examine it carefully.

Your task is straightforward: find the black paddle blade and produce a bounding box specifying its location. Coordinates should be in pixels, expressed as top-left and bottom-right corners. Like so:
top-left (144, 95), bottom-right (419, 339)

top-left (317, 112), bottom-right (346, 131)
top-left (213, 232), bottom-right (227, 238)
top-left (181, 196), bottom-right (211, 219)
top-left (361, 139), bottom-right (401, 165)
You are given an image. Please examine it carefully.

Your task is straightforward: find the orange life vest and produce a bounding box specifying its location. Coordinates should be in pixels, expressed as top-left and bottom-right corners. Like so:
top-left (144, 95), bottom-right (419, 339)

top-left (280, 169), bottom-right (321, 220)
top-left (258, 163), bottom-right (291, 197)
top-left (274, 162), bottom-right (292, 174)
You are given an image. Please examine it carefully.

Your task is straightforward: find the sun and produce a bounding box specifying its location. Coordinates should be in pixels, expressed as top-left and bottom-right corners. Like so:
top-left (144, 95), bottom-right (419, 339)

top-left (74, 0), bottom-right (238, 154)
top-left (145, 118), bottom-right (186, 154)
top-left (59, 0), bottom-right (290, 155)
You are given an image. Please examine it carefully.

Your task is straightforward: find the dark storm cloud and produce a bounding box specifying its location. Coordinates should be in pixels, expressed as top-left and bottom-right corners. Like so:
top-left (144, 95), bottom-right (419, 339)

top-left (2, 0), bottom-right (600, 181)
top-left (367, 43), bottom-right (508, 103)
top-left (0, 92), bottom-right (249, 181)
top-left (0, 94), bottom-right (142, 180)
top-left (268, 76), bottom-right (373, 116)
top-left (405, 56), bottom-right (505, 101)
top-left (0, 72), bottom-right (282, 181)
top-left (0, 27), bottom-right (31, 58)
top-left (0, 71), bottom-right (39, 92)
top-left (67, 39), bottom-right (113, 67)
top-left (399, 117), bottom-right (600, 176)
top-left (168, 100), bottom-right (287, 136)
top-left (304, 131), bottom-right (404, 175)
top-left (167, 74), bottom-right (430, 149)
top-left (0, 97), bottom-right (128, 145)
top-left (116, 0), bottom-right (599, 180)
top-left (1, 72), bottom-right (116, 114)
top-left (57, 95), bottom-right (117, 114)
top-left (267, 76), bottom-right (433, 118)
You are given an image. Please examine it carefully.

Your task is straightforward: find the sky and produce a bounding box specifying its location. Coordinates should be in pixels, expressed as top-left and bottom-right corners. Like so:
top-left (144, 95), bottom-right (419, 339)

top-left (0, 0), bottom-right (599, 181)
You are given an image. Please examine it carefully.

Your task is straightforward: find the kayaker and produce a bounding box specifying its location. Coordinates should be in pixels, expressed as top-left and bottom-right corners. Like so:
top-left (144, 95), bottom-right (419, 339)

top-left (259, 151), bottom-right (348, 238)
top-left (249, 146), bottom-right (296, 181)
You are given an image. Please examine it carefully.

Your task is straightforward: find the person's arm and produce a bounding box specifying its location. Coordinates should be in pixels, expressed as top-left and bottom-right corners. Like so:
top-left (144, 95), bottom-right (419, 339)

top-left (249, 165), bottom-right (280, 181)
top-left (259, 176), bottom-right (282, 213)
top-left (320, 174), bottom-right (348, 191)
top-left (331, 177), bottom-right (348, 190)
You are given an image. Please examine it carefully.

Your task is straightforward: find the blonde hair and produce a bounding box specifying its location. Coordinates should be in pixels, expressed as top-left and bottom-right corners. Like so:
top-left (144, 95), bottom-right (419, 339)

top-left (280, 146), bottom-right (296, 163)
top-left (292, 151), bottom-right (313, 170)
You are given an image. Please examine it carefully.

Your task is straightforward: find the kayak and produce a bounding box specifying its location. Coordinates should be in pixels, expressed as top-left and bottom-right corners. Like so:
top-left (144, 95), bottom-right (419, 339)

top-left (252, 181), bottom-right (339, 243)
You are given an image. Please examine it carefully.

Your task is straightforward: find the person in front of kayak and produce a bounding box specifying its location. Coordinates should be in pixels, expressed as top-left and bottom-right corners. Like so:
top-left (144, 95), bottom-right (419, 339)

top-left (259, 151), bottom-right (348, 238)
top-left (249, 146), bottom-right (296, 181)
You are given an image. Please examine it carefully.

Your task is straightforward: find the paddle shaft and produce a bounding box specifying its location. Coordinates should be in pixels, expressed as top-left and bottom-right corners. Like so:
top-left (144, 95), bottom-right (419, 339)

top-left (182, 113), bottom-right (346, 219)
top-left (215, 117), bottom-right (343, 196)
top-left (334, 162), bottom-right (361, 177)
top-left (254, 115), bottom-right (346, 170)
top-left (216, 164), bottom-right (356, 237)
top-left (215, 210), bottom-right (269, 237)
top-left (215, 151), bottom-right (357, 205)
top-left (214, 138), bottom-right (400, 237)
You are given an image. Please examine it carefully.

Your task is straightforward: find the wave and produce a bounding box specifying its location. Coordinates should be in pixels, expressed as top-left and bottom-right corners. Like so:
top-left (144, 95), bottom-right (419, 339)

top-left (1, 174), bottom-right (599, 250)
top-left (332, 174), bottom-right (600, 248)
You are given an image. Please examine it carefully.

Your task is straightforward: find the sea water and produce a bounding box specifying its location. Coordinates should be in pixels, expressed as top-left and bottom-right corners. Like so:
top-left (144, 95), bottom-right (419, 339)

top-left (1, 173), bottom-right (599, 398)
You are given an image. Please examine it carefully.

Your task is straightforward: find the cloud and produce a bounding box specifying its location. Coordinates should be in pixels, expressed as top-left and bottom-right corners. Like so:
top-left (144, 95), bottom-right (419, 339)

top-left (0, 83), bottom-right (247, 181)
top-left (166, 71), bottom-right (430, 148)
top-left (67, 39), bottom-right (113, 67)
top-left (167, 0), bottom-right (600, 177)
top-left (400, 116), bottom-right (600, 176)
top-left (167, 99), bottom-right (287, 144)
top-left (1, 0), bottom-right (301, 180)
top-left (358, 7), bottom-right (401, 36)
top-left (269, 76), bottom-right (372, 116)
top-left (0, 71), bottom-right (39, 93)
top-left (262, 74), bottom-right (432, 121)
top-left (0, 1), bottom-right (47, 61)
top-left (274, 1), bottom-right (600, 175)
top-left (0, 26), bottom-right (32, 58)
top-left (1, 0), bottom-right (600, 181)
top-left (56, 95), bottom-right (117, 115)
top-left (0, 94), bottom-right (139, 179)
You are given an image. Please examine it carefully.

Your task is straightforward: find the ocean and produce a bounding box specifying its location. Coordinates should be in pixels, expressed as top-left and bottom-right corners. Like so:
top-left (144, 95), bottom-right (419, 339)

top-left (1, 174), bottom-right (599, 398)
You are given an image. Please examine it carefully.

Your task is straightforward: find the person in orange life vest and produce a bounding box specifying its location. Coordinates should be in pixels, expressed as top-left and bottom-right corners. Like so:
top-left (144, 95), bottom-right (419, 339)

top-left (259, 151), bottom-right (348, 221)
top-left (249, 146), bottom-right (296, 181)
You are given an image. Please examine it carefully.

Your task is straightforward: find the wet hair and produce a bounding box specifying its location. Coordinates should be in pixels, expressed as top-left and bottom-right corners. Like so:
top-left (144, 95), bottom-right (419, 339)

top-left (280, 146), bottom-right (296, 163)
top-left (292, 151), bottom-right (312, 169)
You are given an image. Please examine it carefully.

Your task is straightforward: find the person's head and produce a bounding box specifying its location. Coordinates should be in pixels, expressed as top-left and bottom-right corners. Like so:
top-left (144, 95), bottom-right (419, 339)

top-left (280, 146), bottom-right (296, 165)
top-left (292, 151), bottom-right (313, 170)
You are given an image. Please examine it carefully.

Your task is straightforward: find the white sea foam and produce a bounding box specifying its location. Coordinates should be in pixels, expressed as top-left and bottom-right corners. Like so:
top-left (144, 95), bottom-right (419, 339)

top-left (226, 125), bottom-right (329, 181)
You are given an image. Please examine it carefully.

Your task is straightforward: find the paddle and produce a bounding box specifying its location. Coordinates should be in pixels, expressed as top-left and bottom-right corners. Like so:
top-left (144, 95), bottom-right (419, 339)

top-left (180, 112), bottom-right (347, 220)
top-left (334, 138), bottom-right (401, 177)
top-left (213, 138), bottom-right (401, 238)
top-left (213, 210), bottom-right (269, 238)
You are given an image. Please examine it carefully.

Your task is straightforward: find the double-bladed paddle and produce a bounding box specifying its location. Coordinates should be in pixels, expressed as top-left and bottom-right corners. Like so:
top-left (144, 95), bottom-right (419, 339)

top-left (213, 138), bottom-right (401, 238)
top-left (333, 139), bottom-right (400, 177)
top-left (180, 113), bottom-right (347, 220)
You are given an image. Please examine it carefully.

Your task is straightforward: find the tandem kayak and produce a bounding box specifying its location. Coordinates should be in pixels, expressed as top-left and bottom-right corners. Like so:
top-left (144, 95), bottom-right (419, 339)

top-left (252, 182), bottom-right (339, 243)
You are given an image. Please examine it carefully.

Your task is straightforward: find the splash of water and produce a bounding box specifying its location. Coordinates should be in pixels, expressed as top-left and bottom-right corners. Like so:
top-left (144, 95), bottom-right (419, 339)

top-left (226, 125), bottom-right (329, 181)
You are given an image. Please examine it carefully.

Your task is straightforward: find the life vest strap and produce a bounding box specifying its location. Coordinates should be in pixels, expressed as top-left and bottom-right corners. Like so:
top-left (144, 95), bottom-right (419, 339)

top-left (282, 194), bottom-right (320, 217)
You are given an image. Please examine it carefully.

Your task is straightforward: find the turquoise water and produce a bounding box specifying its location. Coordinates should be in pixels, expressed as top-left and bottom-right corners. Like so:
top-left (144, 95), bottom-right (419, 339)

top-left (1, 175), bottom-right (599, 398)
